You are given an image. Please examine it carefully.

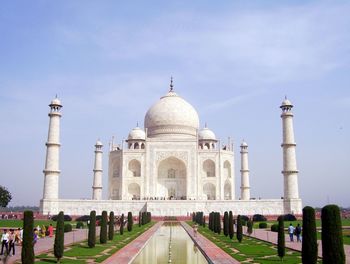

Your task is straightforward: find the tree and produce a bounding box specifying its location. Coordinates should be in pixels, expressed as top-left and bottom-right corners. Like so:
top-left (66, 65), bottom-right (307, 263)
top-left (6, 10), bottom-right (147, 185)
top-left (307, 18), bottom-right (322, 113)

top-left (127, 212), bottom-right (133, 232)
top-left (100, 211), bottom-right (108, 244)
top-left (217, 213), bottom-right (221, 234)
top-left (223, 211), bottom-right (229, 237)
top-left (138, 212), bottom-right (142, 227)
top-left (321, 204), bottom-right (345, 264)
top-left (108, 211), bottom-right (114, 241)
top-left (247, 218), bottom-right (253, 236)
top-left (0, 185), bottom-right (12, 207)
top-left (228, 211), bottom-right (234, 239)
top-left (203, 215), bottom-right (206, 227)
top-left (21, 211), bottom-right (34, 264)
top-left (277, 215), bottom-right (285, 260)
top-left (120, 214), bottom-right (124, 235)
top-left (302, 206), bottom-right (318, 264)
top-left (236, 215), bottom-right (243, 242)
top-left (54, 211), bottom-right (64, 263)
top-left (88, 210), bottom-right (96, 248)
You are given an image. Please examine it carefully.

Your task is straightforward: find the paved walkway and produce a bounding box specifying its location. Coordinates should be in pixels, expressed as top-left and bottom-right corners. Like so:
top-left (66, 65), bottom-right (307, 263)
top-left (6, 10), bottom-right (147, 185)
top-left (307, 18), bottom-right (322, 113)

top-left (247, 227), bottom-right (350, 264)
top-left (102, 221), bottom-right (163, 264)
top-left (181, 222), bottom-right (240, 264)
top-left (1, 227), bottom-right (98, 264)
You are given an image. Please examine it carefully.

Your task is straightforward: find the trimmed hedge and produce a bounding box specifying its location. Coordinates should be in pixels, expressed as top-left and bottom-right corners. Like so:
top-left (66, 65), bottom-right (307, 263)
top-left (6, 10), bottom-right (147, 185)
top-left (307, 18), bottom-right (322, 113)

top-left (271, 224), bottom-right (279, 232)
top-left (52, 214), bottom-right (72, 221)
top-left (88, 211), bottom-right (96, 248)
top-left (76, 222), bottom-right (84, 229)
top-left (236, 215), bottom-right (243, 242)
top-left (282, 214), bottom-right (296, 221)
top-left (100, 211), bottom-right (108, 244)
top-left (302, 206), bottom-right (318, 264)
top-left (258, 222), bottom-right (268, 229)
top-left (253, 214), bottom-right (267, 222)
top-left (108, 211), bottom-right (114, 241)
top-left (277, 216), bottom-right (285, 260)
top-left (21, 211), bottom-right (34, 264)
top-left (75, 215), bottom-right (90, 222)
top-left (64, 223), bottom-right (72, 233)
top-left (54, 212), bottom-right (65, 262)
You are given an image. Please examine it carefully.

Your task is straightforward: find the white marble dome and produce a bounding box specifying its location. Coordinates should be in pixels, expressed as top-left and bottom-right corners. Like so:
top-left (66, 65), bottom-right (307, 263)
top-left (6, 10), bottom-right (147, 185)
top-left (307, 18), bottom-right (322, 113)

top-left (199, 127), bottom-right (216, 141)
top-left (144, 90), bottom-right (200, 138)
top-left (128, 126), bottom-right (146, 140)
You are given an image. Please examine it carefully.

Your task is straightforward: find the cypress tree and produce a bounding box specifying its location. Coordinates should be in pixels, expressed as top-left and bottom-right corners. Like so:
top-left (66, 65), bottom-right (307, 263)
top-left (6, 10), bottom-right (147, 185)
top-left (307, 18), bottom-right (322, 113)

top-left (224, 211), bottom-right (229, 237)
top-left (321, 204), bottom-right (345, 264)
top-left (236, 215), bottom-right (243, 242)
top-left (302, 206), bottom-right (317, 264)
top-left (192, 212), bottom-right (195, 222)
top-left (203, 215), bottom-right (206, 227)
top-left (54, 211), bottom-right (65, 263)
top-left (21, 210), bottom-right (34, 264)
top-left (127, 212), bottom-right (133, 232)
top-left (88, 210), bottom-right (96, 248)
top-left (100, 211), bottom-right (108, 244)
top-left (209, 212), bottom-right (212, 231)
top-left (120, 214), bottom-right (124, 235)
top-left (247, 218), bottom-right (253, 235)
top-left (138, 212), bottom-right (142, 227)
top-left (277, 215), bottom-right (285, 260)
top-left (228, 211), bottom-right (233, 239)
top-left (217, 213), bottom-right (221, 234)
top-left (108, 211), bottom-right (114, 241)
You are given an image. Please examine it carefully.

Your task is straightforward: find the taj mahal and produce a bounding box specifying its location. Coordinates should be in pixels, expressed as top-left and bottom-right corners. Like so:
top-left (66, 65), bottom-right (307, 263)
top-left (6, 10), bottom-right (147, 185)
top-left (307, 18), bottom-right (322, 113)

top-left (40, 80), bottom-right (302, 216)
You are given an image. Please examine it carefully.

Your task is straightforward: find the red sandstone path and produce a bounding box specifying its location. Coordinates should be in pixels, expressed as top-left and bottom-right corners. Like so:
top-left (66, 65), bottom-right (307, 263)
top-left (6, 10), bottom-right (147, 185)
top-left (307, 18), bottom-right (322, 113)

top-left (181, 222), bottom-right (240, 264)
top-left (102, 221), bottom-right (163, 264)
top-left (0, 227), bottom-right (98, 264)
top-left (246, 227), bottom-right (350, 264)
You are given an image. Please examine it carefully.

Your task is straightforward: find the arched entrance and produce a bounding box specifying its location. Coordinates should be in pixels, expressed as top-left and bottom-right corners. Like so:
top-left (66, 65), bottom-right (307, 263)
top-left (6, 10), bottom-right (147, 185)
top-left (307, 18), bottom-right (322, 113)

top-left (224, 180), bottom-right (232, 200)
top-left (157, 157), bottom-right (187, 199)
top-left (203, 183), bottom-right (216, 200)
top-left (128, 183), bottom-right (140, 200)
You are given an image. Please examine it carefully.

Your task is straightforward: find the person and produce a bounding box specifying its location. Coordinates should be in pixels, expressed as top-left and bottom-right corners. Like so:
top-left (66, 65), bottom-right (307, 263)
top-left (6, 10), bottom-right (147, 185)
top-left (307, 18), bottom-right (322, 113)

top-left (295, 223), bottom-right (302, 242)
top-left (193, 224), bottom-right (198, 237)
top-left (33, 229), bottom-right (38, 246)
top-left (0, 229), bottom-right (9, 255)
top-left (15, 228), bottom-right (21, 245)
top-left (8, 229), bottom-right (15, 256)
top-left (48, 224), bottom-right (54, 237)
top-left (288, 223), bottom-right (295, 242)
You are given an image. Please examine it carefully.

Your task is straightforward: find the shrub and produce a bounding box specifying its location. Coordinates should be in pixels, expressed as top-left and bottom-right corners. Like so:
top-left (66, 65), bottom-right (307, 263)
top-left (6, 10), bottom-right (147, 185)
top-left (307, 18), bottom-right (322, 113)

top-left (302, 206), bottom-right (318, 264)
top-left (241, 220), bottom-right (247, 226)
top-left (100, 211), bottom-right (108, 244)
top-left (54, 212), bottom-right (65, 262)
top-left (127, 212), bottom-right (133, 232)
top-left (321, 204), bottom-right (345, 263)
top-left (236, 215), bottom-right (243, 242)
top-left (21, 210), bottom-right (34, 264)
top-left (75, 215), bottom-right (90, 222)
top-left (223, 211), bottom-right (229, 237)
top-left (277, 216), bottom-right (285, 260)
top-left (283, 214), bottom-right (296, 221)
top-left (253, 214), bottom-right (267, 222)
top-left (64, 223), bottom-right (72, 233)
top-left (258, 222), bottom-right (268, 229)
top-left (52, 214), bottom-right (72, 221)
top-left (120, 214), bottom-right (124, 235)
top-left (240, 215), bottom-right (249, 222)
top-left (88, 210), bottom-right (96, 248)
top-left (247, 219), bottom-right (253, 235)
top-left (271, 224), bottom-right (279, 232)
top-left (76, 222), bottom-right (84, 229)
top-left (108, 211), bottom-right (114, 240)
top-left (228, 211), bottom-right (234, 239)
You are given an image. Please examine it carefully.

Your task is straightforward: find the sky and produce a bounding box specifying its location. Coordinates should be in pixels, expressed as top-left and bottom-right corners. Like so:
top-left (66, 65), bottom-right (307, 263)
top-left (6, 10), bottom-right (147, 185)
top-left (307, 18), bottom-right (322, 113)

top-left (0, 0), bottom-right (349, 208)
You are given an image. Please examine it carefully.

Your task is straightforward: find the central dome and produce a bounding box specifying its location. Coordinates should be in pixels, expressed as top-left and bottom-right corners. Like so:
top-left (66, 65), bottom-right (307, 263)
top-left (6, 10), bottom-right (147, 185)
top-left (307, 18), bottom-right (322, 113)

top-left (144, 90), bottom-right (200, 138)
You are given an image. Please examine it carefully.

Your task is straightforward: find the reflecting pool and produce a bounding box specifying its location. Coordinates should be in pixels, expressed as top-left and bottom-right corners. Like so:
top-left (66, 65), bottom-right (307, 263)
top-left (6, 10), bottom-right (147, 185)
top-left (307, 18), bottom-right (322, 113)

top-left (132, 223), bottom-right (208, 264)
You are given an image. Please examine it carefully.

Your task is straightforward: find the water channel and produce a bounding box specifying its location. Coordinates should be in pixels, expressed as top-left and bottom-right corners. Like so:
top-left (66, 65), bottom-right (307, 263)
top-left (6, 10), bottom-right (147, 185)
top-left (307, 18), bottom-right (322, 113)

top-left (131, 223), bottom-right (208, 264)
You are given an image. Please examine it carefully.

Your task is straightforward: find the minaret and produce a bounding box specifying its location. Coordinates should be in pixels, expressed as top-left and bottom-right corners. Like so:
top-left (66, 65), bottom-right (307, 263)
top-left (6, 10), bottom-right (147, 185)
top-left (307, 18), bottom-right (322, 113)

top-left (280, 97), bottom-right (299, 200)
top-left (92, 140), bottom-right (103, 200)
top-left (43, 97), bottom-right (62, 200)
top-left (240, 141), bottom-right (250, 200)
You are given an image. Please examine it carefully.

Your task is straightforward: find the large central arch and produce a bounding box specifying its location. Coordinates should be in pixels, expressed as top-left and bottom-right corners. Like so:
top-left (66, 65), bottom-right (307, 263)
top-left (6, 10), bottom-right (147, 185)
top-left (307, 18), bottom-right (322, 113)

top-left (157, 157), bottom-right (187, 199)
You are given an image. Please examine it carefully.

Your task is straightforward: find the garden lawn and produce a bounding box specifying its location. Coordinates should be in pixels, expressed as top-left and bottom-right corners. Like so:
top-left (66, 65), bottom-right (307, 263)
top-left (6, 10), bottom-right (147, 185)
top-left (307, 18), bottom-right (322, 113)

top-left (253, 218), bottom-right (350, 229)
top-left (33, 222), bottom-right (155, 263)
top-left (0, 219), bottom-right (84, 228)
top-left (194, 223), bottom-right (321, 264)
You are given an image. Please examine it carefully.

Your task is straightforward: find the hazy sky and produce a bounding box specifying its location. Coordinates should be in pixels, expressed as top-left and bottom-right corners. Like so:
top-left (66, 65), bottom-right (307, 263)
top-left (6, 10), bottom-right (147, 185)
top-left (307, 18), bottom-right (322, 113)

top-left (1, 1), bottom-right (349, 208)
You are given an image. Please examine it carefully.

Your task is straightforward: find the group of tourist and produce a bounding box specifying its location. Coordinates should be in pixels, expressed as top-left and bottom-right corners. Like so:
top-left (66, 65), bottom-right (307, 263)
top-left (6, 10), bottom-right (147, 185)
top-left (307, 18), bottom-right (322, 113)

top-left (0, 228), bottom-right (22, 256)
top-left (288, 223), bottom-right (302, 242)
top-left (0, 224), bottom-right (54, 257)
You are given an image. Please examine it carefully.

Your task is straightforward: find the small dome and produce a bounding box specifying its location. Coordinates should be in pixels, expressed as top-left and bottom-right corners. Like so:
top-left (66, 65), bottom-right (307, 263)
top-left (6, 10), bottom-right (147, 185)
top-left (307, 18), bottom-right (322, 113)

top-left (240, 141), bottom-right (248, 147)
top-left (50, 97), bottom-right (62, 106)
top-left (128, 127), bottom-right (146, 140)
top-left (144, 90), bottom-right (200, 138)
top-left (281, 98), bottom-right (293, 108)
top-left (199, 127), bottom-right (216, 140)
top-left (95, 140), bottom-right (103, 146)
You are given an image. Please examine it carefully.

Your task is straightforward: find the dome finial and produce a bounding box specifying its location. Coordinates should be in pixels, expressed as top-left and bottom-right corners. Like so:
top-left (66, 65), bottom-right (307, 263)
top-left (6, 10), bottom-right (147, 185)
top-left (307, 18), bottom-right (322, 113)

top-left (205, 122), bottom-right (207, 128)
top-left (136, 121), bottom-right (139, 127)
top-left (169, 76), bottom-right (174, 92)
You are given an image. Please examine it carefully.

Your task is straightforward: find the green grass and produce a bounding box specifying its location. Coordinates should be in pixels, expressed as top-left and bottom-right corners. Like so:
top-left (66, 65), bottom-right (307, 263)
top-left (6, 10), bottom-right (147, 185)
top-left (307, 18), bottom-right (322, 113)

top-left (191, 222), bottom-right (321, 264)
top-left (253, 218), bottom-right (350, 229)
top-left (32, 222), bottom-right (155, 263)
top-left (0, 219), bottom-right (86, 229)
